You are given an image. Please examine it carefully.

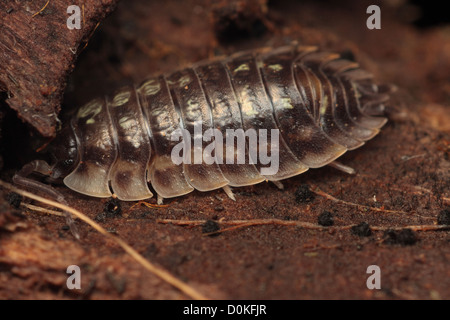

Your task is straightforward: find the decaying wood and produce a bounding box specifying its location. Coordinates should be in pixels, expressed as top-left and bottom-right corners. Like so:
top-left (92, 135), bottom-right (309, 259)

top-left (0, 0), bottom-right (119, 138)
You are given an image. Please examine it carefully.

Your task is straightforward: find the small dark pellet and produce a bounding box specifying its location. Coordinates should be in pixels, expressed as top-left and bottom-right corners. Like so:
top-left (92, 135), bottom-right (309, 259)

top-left (202, 220), bottom-right (220, 236)
top-left (104, 197), bottom-right (122, 216)
top-left (318, 211), bottom-right (334, 226)
top-left (340, 49), bottom-right (356, 62)
top-left (7, 192), bottom-right (23, 209)
top-left (295, 184), bottom-right (315, 204)
top-left (351, 222), bottom-right (372, 237)
top-left (384, 229), bottom-right (418, 246)
top-left (437, 209), bottom-right (450, 225)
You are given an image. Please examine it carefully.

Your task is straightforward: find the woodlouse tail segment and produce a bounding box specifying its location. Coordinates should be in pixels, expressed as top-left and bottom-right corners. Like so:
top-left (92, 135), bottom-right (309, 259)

top-left (13, 160), bottom-right (80, 239)
top-left (301, 52), bottom-right (366, 150)
top-left (312, 58), bottom-right (375, 144)
top-left (320, 57), bottom-right (388, 131)
top-left (356, 81), bottom-right (396, 119)
top-left (336, 68), bottom-right (388, 131)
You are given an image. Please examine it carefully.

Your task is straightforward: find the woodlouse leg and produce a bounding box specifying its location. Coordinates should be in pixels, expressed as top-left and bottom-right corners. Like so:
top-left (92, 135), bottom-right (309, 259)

top-left (13, 160), bottom-right (80, 239)
top-left (328, 161), bottom-right (356, 175)
top-left (377, 83), bottom-right (398, 94)
top-left (222, 185), bottom-right (236, 201)
top-left (271, 180), bottom-right (284, 190)
top-left (157, 193), bottom-right (164, 205)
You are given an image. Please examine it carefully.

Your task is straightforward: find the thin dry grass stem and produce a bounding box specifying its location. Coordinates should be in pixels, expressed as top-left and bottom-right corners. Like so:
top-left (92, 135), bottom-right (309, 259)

top-left (410, 186), bottom-right (450, 204)
top-left (371, 225), bottom-right (449, 232)
top-left (129, 201), bottom-right (169, 210)
top-left (157, 218), bottom-right (449, 234)
top-left (311, 186), bottom-right (433, 219)
top-left (354, 175), bottom-right (450, 205)
top-left (203, 223), bottom-right (260, 236)
top-left (21, 203), bottom-right (66, 217)
top-left (0, 180), bottom-right (209, 300)
top-left (32, 0), bottom-right (50, 17)
top-left (379, 183), bottom-right (450, 204)
top-left (80, 22), bottom-right (101, 52)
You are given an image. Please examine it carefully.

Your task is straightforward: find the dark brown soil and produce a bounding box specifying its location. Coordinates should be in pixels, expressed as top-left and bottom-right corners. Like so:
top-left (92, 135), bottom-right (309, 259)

top-left (0, 0), bottom-right (449, 300)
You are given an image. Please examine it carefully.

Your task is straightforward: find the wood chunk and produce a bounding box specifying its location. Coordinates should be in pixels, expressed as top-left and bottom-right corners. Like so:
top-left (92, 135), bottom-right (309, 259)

top-left (0, 0), bottom-right (119, 137)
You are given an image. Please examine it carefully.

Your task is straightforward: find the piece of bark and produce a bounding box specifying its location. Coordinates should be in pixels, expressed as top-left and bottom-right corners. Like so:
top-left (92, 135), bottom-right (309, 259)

top-left (0, 0), bottom-right (119, 138)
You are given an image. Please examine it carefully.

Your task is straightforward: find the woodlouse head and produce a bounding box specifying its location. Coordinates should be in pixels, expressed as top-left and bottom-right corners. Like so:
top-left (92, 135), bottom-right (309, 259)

top-left (46, 125), bottom-right (78, 181)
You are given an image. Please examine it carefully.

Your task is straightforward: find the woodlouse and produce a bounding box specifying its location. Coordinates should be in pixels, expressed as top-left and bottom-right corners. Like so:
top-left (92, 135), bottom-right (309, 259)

top-left (14, 45), bottom-right (391, 204)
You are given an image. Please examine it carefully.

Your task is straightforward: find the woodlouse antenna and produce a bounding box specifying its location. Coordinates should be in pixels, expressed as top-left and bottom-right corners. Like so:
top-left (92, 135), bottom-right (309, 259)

top-left (12, 160), bottom-right (80, 239)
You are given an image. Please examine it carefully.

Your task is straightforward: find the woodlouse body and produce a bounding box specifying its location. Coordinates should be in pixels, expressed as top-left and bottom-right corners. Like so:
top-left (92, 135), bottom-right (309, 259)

top-left (47, 45), bottom-right (390, 202)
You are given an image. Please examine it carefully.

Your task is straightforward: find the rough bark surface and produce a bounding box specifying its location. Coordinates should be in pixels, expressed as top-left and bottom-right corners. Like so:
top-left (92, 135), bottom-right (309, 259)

top-left (0, 0), bottom-right (119, 137)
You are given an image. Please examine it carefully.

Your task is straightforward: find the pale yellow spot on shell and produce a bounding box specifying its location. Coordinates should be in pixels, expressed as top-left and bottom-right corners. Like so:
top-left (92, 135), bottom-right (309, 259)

top-left (77, 100), bottom-right (102, 119)
top-left (119, 116), bottom-right (135, 130)
top-left (178, 75), bottom-right (191, 88)
top-left (233, 63), bottom-right (250, 73)
top-left (280, 97), bottom-right (294, 109)
top-left (239, 85), bottom-right (259, 116)
top-left (140, 79), bottom-right (161, 96)
top-left (268, 64), bottom-right (283, 72)
top-left (320, 95), bottom-right (328, 116)
top-left (112, 91), bottom-right (131, 107)
top-left (86, 118), bottom-right (95, 124)
top-left (187, 99), bottom-right (199, 108)
top-left (241, 101), bottom-right (259, 116)
top-left (184, 99), bottom-right (202, 121)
